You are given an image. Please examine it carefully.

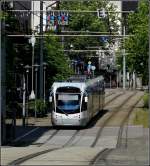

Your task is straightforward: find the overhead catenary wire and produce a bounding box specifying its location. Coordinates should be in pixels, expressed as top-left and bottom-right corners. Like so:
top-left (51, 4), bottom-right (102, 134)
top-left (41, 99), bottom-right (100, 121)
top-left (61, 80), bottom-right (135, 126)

top-left (7, 34), bottom-right (134, 37)
top-left (7, 9), bottom-right (134, 13)
top-left (2, 0), bottom-right (139, 2)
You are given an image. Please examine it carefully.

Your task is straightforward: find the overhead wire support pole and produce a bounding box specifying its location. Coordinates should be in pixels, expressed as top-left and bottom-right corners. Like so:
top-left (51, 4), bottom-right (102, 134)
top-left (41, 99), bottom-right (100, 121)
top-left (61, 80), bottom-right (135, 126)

top-left (148, 0), bottom-right (150, 109)
top-left (39, 0), bottom-right (44, 99)
top-left (123, 26), bottom-right (126, 90)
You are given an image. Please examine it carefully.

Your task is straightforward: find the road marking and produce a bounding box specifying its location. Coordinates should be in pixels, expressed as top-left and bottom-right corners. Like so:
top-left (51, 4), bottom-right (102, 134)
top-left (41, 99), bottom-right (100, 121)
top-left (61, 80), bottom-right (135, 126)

top-left (13, 127), bottom-right (40, 142)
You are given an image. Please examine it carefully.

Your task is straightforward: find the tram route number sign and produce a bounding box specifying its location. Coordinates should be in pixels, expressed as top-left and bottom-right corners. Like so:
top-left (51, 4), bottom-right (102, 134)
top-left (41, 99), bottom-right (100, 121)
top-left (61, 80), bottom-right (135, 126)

top-left (58, 94), bottom-right (78, 101)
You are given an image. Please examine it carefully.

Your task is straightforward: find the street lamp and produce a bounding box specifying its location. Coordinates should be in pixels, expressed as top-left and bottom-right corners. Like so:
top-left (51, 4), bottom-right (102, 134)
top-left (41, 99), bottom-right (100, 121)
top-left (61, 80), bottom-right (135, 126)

top-left (29, 34), bottom-right (36, 100)
top-left (33, 64), bottom-right (40, 119)
top-left (116, 64), bottom-right (121, 88)
top-left (43, 62), bottom-right (47, 105)
top-left (70, 44), bottom-right (76, 73)
top-left (24, 65), bottom-right (31, 125)
top-left (122, 26), bottom-right (126, 90)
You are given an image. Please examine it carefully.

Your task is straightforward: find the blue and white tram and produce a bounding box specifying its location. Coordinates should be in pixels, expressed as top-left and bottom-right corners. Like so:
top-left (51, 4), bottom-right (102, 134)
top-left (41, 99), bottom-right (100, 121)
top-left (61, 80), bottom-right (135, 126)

top-left (49, 76), bottom-right (105, 127)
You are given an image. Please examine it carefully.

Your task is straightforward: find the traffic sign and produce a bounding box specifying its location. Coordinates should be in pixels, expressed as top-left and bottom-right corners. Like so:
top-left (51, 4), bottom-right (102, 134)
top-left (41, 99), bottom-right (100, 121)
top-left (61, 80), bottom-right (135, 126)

top-left (88, 61), bottom-right (91, 65)
top-left (91, 66), bottom-right (96, 71)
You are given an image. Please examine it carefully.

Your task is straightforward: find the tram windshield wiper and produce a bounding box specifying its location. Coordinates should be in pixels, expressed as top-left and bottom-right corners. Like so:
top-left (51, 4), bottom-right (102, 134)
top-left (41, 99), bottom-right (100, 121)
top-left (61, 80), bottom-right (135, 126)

top-left (59, 109), bottom-right (68, 116)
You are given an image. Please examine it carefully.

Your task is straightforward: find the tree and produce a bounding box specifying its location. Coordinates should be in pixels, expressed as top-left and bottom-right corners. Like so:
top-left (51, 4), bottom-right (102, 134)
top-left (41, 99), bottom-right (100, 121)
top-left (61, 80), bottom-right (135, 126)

top-left (59, 1), bottom-right (121, 58)
top-left (125, 0), bottom-right (148, 84)
top-left (43, 36), bottom-right (73, 86)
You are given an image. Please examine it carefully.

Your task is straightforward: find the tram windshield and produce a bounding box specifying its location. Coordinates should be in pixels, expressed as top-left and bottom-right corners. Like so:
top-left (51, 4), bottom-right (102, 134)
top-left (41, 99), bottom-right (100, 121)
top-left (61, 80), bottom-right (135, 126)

top-left (56, 93), bottom-right (81, 114)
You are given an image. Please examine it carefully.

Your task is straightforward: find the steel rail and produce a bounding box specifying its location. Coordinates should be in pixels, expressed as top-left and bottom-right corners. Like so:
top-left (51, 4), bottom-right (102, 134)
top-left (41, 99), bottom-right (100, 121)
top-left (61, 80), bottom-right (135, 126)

top-left (38, 129), bottom-right (60, 147)
top-left (89, 92), bottom-right (143, 166)
top-left (89, 148), bottom-right (113, 166)
top-left (62, 130), bottom-right (80, 147)
top-left (91, 91), bottom-right (137, 147)
top-left (89, 92), bottom-right (144, 166)
top-left (104, 92), bottom-right (124, 106)
top-left (8, 148), bottom-right (59, 166)
top-left (8, 128), bottom-right (81, 165)
top-left (116, 95), bottom-right (144, 148)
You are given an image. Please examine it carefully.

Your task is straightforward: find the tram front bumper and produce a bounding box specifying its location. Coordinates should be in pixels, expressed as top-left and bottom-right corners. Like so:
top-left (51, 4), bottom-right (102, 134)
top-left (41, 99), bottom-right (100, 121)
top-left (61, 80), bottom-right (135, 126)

top-left (52, 114), bottom-right (87, 126)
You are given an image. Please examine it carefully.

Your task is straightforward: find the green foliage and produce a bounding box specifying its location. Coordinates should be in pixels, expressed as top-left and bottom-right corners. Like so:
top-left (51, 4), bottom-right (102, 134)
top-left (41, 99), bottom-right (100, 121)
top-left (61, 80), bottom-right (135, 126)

top-left (125, 0), bottom-right (148, 84)
top-left (59, 1), bottom-right (120, 53)
top-left (44, 36), bottom-right (73, 85)
top-left (143, 93), bottom-right (149, 108)
top-left (28, 99), bottom-right (47, 116)
top-left (133, 109), bottom-right (148, 128)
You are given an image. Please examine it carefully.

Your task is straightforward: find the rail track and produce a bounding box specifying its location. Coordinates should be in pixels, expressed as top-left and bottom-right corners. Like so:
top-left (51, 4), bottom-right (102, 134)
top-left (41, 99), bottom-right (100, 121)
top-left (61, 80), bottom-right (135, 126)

top-left (91, 91), bottom-right (137, 147)
top-left (89, 92), bottom-right (144, 166)
top-left (104, 91), bottom-right (124, 106)
top-left (8, 91), bottom-right (143, 166)
top-left (8, 91), bottom-right (125, 165)
top-left (8, 129), bottom-right (81, 166)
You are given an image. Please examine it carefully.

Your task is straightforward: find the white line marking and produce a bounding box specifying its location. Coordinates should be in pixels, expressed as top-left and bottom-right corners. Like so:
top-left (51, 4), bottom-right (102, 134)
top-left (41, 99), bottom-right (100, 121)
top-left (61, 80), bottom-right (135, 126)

top-left (14, 127), bottom-right (40, 142)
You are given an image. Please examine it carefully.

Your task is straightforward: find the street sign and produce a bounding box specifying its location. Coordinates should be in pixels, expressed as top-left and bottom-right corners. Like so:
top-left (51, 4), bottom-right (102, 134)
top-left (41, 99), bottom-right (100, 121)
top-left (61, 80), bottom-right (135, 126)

top-left (91, 66), bottom-right (96, 71)
top-left (97, 8), bottom-right (107, 18)
top-left (88, 61), bottom-right (91, 65)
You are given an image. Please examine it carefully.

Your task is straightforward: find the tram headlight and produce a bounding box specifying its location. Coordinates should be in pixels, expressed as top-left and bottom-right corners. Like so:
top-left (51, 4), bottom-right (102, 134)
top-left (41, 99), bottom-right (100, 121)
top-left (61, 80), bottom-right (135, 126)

top-left (84, 97), bottom-right (88, 102)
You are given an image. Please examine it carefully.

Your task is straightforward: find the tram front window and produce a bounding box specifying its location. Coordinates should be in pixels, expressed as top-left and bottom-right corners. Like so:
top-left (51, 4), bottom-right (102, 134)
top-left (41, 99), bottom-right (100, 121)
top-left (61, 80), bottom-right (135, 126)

top-left (56, 94), bottom-right (80, 114)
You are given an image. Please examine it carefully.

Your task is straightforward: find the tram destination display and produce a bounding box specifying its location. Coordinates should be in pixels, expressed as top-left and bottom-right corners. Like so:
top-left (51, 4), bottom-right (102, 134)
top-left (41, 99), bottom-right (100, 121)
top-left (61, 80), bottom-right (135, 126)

top-left (58, 94), bottom-right (78, 101)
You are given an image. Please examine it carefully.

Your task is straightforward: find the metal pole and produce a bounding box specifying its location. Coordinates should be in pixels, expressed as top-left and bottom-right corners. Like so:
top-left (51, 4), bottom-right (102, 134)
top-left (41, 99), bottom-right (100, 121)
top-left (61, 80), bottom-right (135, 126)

top-left (40, 1), bottom-right (44, 99)
top-left (110, 73), bottom-right (111, 89)
top-left (117, 70), bottom-right (119, 88)
top-left (148, 0), bottom-right (150, 109)
top-left (43, 67), bottom-right (46, 104)
top-left (1, 9), bottom-right (6, 144)
top-left (35, 69), bottom-right (37, 119)
top-left (26, 71), bottom-right (29, 125)
top-left (31, 46), bottom-right (34, 91)
top-left (62, 25), bottom-right (64, 48)
top-left (22, 74), bottom-right (26, 127)
top-left (123, 49), bottom-right (126, 90)
top-left (123, 26), bottom-right (126, 90)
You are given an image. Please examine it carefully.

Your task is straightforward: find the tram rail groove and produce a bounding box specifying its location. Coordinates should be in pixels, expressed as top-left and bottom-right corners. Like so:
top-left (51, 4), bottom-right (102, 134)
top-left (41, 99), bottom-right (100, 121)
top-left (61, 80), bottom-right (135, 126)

top-left (8, 129), bottom-right (81, 165)
top-left (38, 129), bottom-right (60, 147)
top-left (35, 91), bottom-right (124, 148)
top-left (89, 148), bottom-right (113, 166)
top-left (8, 148), bottom-right (59, 166)
top-left (105, 92), bottom-right (114, 97)
top-left (116, 95), bottom-right (144, 148)
top-left (91, 91), bottom-right (137, 147)
top-left (104, 92), bottom-right (125, 106)
top-left (62, 130), bottom-right (80, 147)
top-left (89, 92), bottom-right (143, 166)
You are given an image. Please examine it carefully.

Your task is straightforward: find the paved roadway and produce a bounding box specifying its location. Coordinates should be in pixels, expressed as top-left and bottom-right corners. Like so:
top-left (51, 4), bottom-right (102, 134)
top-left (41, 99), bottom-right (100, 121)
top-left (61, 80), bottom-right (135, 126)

top-left (1, 89), bottom-right (149, 165)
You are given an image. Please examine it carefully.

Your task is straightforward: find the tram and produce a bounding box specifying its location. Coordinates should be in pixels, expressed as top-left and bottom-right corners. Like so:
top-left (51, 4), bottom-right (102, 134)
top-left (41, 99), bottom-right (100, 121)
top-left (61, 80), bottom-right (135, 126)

top-left (49, 76), bottom-right (105, 127)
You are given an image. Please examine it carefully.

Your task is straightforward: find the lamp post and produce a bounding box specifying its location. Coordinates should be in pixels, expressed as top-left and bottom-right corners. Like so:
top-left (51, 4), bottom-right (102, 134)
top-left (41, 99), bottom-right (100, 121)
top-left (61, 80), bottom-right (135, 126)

top-left (43, 62), bottom-right (47, 105)
top-left (34, 64), bottom-right (39, 119)
top-left (70, 44), bottom-right (75, 73)
top-left (19, 63), bottom-right (26, 127)
top-left (123, 26), bottom-right (126, 90)
top-left (24, 65), bottom-right (30, 125)
top-left (22, 71), bottom-right (26, 127)
top-left (29, 34), bottom-right (36, 100)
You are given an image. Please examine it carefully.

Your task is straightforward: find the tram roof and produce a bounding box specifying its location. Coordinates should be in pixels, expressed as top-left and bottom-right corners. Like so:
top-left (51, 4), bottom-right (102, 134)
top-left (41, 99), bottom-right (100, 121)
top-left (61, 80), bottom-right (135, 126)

top-left (52, 76), bottom-right (104, 92)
